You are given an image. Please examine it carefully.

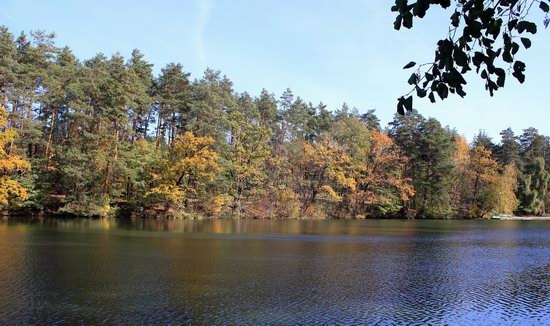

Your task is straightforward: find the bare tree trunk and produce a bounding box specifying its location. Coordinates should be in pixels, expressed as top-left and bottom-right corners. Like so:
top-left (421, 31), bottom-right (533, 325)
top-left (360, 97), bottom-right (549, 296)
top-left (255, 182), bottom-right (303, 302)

top-left (114, 118), bottom-right (119, 161)
top-left (27, 86), bottom-right (34, 120)
top-left (45, 109), bottom-right (57, 164)
top-left (170, 107), bottom-right (176, 144)
top-left (104, 160), bottom-right (111, 195)
top-left (156, 104), bottom-right (163, 150)
top-left (144, 109), bottom-right (152, 137)
top-left (131, 112), bottom-right (137, 142)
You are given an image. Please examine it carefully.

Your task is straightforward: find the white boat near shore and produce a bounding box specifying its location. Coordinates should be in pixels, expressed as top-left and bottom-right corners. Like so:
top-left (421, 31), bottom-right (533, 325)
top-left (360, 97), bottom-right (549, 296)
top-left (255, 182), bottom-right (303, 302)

top-left (492, 215), bottom-right (550, 221)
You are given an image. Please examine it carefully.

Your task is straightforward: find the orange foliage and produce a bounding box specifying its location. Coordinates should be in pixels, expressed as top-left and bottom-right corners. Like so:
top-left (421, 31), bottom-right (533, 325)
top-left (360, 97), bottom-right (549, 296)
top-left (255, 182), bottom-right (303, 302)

top-left (348, 130), bottom-right (414, 215)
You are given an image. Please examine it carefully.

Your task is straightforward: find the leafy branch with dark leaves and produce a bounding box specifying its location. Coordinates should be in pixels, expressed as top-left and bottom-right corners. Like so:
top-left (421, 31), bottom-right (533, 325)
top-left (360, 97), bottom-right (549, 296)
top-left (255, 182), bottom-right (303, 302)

top-left (393, 0), bottom-right (550, 115)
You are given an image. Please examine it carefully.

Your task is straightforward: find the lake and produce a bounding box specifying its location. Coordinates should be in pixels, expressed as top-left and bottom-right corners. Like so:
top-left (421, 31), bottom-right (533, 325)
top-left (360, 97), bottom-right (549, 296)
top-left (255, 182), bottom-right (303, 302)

top-left (0, 218), bottom-right (549, 324)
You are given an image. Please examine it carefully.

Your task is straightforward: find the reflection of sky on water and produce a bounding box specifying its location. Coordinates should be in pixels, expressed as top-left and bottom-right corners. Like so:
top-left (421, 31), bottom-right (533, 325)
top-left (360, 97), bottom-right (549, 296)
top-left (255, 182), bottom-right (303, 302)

top-left (0, 219), bottom-right (549, 324)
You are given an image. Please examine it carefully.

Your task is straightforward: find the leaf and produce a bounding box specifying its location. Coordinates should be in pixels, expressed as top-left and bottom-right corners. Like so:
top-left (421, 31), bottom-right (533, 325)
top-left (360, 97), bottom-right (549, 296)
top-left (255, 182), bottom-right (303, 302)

top-left (416, 86), bottom-right (427, 98)
top-left (397, 101), bottom-right (405, 115)
top-left (495, 67), bottom-right (505, 87)
top-left (408, 73), bottom-right (417, 85)
top-left (517, 21), bottom-right (537, 34)
top-left (487, 79), bottom-right (497, 96)
top-left (467, 20), bottom-right (483, 38)
top-left (428, 92), bottom-right (436, 103)
top-left (453, 47), bottom-right (468, 67)
top-left (481, 70), bottom-right (488, 79)
top-left (450, 11), bottom-right (460, 27)
top-left (403, 11), bottom-right (413, 29)
top-left (437, 83), bottom-right (449, 100)
top-left (472, 52), bottom-right (485, 69)
top-left (520, 37), bottom-right (531, 49)
top-left (502, 48), bottom-right (513, 63)
top-left (496, 74), bottom-right (505, 87)
top-left (439, 0), bottom-right (451, 9)
top-left (511, 42), bottom-right (520, 55)
top-left (512, 61), bottom-right (526, 83)
top-left (403, 95), bottom-right (413, 111)
top-left (508, 19), bottom-right (518, 31)
top-left (403, 61), bottom-right (416, 69)
top-left (395, 0), bottom-right (408, 12)
top-left (482, 37), bottom-right (494, 48)
top-left (413, 0), bottom-right (429, 18)
top-left (514, 60), bottom-right (526, 72)
top-left (394, 15), bottom-right (403, 30)
top-left (540, 1), bottom-right (549, 13)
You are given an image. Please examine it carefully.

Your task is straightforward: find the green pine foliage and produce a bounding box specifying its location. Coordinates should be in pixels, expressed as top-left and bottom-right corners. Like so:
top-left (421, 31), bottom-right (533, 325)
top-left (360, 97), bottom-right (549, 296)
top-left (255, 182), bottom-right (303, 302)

top-left (1, 25), bottom-right (549, 218)
top-left (519, 158), bottom-right (549, 215)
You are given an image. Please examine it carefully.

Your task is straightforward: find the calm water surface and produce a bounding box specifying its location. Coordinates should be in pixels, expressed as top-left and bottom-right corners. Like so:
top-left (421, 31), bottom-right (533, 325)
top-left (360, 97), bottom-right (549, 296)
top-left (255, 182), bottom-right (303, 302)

top-left (0, 218), bottom-right (549, 324)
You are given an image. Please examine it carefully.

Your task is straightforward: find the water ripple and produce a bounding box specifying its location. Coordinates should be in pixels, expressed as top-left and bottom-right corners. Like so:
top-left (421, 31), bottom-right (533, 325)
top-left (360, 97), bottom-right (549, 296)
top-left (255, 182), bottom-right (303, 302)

top-left (0, 219), bottom-right (549, 324)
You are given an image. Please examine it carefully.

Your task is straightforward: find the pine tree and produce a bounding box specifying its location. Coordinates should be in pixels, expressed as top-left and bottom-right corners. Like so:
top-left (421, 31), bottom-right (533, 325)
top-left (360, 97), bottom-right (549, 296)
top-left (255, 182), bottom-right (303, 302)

top-left (226, 93), bottom-right (271, 217)
top-left (495, 128), bottom-right (520, 167)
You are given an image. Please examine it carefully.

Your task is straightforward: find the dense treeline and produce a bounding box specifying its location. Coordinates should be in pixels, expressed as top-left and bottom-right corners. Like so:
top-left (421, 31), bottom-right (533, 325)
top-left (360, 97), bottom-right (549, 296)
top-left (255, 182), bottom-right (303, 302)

top-left (1, 27), bottom-right (549, 219)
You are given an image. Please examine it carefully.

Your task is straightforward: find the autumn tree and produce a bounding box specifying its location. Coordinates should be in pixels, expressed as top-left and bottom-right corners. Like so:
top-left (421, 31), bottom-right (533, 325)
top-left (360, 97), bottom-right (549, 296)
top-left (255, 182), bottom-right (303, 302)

top-left (348, 130), bottom-right (414, 218)
top-left (449, 135), bottom-right (471, 215)
top-left (293, 135), bottom-right (355, 217)
top-left (494, 163), bottom-right (519, 215)
top-left (466, 146), bottom-right (500, 218)
top-left (1, 24), bottom-right (548, 220)
top-left (147, 132), bottom-right (221, 215)
top-left (0, 104), bottom-right (30, 207)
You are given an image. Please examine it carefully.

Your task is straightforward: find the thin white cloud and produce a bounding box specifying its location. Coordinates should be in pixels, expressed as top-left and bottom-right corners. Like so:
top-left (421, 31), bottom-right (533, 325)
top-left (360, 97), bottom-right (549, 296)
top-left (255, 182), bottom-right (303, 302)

top-left (195, 0), bottom-right (212, 69)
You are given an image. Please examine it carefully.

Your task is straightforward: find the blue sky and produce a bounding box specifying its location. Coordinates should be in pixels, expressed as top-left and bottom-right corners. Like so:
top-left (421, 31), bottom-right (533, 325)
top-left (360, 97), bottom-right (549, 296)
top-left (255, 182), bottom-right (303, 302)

top-left (1, 0), bottom-right (549, 141)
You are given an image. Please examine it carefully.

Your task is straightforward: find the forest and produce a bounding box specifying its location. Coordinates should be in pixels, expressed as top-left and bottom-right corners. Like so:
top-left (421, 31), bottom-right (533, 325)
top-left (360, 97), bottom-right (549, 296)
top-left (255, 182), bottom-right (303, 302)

top-left (0, 26), bottom-right (549, 219)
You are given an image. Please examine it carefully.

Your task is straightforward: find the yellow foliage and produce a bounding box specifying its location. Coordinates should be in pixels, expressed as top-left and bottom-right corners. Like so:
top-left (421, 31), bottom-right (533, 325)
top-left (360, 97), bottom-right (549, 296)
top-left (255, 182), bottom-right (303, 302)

top-left (147, 132), bottom-right (220, 207)
top-left (354, 130), bottom-right (414, 205)
top-left (271, 187), bottom-right (301, 218)
top-left (469, 146), bottom-right (499, 183)
top-left (203, 194), bottom-right (226, 216)
top-left (452, 135), bottom-right (470, 168)
top-left (321, 185), bottom-right (341, 201)
top-left (146, 184), bottom-right (185, 206)
top-left (0, 176), bottom-right (28, 206)
top-left (0, 105), bottom-right (30, 207)
top-left (296, 136), bottom-right (353, 208)
top-left (0, 156), bottom-right (31, 174)
top-left (494, 163), bottom-right (519, 215)
top-left (449, 136), bottom-right (471, 214)
top-left (467, 146), bottom-right (501, 218)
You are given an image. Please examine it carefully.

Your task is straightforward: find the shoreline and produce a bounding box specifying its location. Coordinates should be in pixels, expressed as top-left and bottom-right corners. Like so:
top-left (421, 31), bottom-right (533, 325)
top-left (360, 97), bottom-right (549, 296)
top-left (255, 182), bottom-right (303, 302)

top-left (491, 215), bottom-right (550, 221)
top-left (3, 213), bottom-right (550, 221)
